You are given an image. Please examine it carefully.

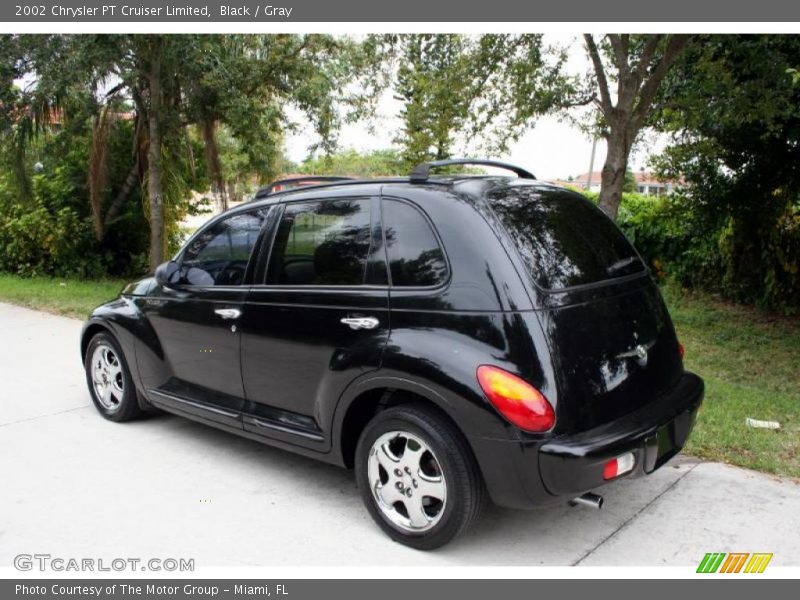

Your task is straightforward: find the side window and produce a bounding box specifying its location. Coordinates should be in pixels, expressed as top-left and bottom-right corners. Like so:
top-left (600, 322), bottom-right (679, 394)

top-left (382, 199), bottom-right (447, 287)
top-left (179, 210), bottom-right (266, 286)
top-left (266, 198), bottom-right (372, 286)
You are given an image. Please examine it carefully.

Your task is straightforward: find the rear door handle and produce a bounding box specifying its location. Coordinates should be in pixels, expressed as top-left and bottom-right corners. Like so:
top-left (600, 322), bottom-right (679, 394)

top-left (340, 316), bottom-right (379, 330)
top-left (214, 308), bottom-right (242, 320)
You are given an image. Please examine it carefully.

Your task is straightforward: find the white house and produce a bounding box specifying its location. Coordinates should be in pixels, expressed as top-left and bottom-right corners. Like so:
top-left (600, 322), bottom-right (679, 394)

top-left (557, 171), bottom-right (682, 196)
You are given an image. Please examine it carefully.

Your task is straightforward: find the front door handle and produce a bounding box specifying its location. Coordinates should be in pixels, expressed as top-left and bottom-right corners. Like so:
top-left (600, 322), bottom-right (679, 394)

top-left (214, 308), bottom-right (242, 320)
top-left (340, 316), bottom-right (379, 330)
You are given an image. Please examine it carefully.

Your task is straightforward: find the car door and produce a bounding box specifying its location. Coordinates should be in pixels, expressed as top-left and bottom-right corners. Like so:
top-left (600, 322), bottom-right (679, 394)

top-left (140, 208), bottom-right (269, 427)
top-left (240, 195), bottom-right (389, 449)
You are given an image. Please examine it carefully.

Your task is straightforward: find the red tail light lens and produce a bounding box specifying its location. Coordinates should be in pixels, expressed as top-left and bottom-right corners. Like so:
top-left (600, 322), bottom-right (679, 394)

top-left (476, 365), bottom-right (555, 432)
top-left (603, 458), bottom-right (619, 480)
top-left (603, 452), bottom-right (636, 480)
top-left (678, 343), bottom-right (685, 359)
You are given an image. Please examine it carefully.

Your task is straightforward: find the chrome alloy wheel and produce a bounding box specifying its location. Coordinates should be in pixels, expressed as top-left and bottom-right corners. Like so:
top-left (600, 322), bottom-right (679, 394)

top-left (367, 430), bottom-right (447, 533)
top-left (90, 344), bottom-right (124, 412)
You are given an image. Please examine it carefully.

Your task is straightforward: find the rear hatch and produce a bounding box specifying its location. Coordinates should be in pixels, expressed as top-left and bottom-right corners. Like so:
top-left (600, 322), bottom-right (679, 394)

top-left (489, 183), bottom-right (684, 433)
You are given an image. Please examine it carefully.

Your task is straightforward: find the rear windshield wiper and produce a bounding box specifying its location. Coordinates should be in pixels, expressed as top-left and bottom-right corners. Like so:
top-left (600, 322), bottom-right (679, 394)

top-left (606, 256), bottom-right (640, 275)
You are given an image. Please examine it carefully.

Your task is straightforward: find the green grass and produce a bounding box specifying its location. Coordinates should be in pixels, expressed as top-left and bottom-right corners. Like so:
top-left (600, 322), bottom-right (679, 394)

top-left (663, 284), bottom-right (800, 479)
top-left (0, 273), bottom-right (797, 478)
top-left (0, 274), bottom-right (126, 319)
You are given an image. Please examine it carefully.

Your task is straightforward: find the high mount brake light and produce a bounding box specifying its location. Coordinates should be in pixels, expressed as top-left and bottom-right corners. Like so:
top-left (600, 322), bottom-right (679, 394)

top-left (476, 365), bottom-right (555, 432)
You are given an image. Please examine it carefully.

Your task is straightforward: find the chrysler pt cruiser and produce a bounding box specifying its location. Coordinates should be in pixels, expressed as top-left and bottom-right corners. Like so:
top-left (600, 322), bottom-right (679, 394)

top-left (81, 159), bottom-right (704, 549)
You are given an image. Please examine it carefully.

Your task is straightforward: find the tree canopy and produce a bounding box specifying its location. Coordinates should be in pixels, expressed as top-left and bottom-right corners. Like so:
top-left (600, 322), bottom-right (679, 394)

top-left (1, 33), bottom-right (798, 311)
top-left (650, 34), bottom-right (800, 308)
top-left (2, 34), bottom-right (381, 269)
top-left (389, 34), bottom-right (581, 169)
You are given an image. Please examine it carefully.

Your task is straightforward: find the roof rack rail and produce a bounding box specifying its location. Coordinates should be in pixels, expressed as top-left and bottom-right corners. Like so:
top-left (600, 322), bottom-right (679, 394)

top-left (254, 175), bottom-right (356, 199)
top-left (409, 159), bottom-right (536, 183)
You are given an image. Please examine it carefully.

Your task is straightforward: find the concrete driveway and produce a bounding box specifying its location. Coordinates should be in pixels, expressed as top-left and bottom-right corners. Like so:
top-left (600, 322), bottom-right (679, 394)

top-left (1, 301), bottom-right (798, 567)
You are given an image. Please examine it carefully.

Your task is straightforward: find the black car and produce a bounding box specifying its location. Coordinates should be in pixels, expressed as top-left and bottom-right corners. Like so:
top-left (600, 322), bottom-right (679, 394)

top-left (81, 159), bottom-right (704, 550)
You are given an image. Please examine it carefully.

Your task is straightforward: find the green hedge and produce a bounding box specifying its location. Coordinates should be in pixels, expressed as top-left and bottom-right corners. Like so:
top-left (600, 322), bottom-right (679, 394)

top-left (586, 191), bottom-right (800, 313)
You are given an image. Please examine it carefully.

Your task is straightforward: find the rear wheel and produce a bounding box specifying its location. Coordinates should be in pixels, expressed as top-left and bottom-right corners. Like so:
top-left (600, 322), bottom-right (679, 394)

top-left (355, 404), bottom-right (486, 550)
top-left (84, 332), bottom-right (143, 422)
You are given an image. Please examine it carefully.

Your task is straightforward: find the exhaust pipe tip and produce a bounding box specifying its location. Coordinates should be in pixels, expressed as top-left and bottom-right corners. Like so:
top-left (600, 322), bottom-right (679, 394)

top-left (569, 492), bottom-right (604, 509)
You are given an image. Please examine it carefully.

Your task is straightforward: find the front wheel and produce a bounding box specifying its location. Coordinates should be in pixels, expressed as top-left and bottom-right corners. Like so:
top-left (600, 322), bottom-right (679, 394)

top-left (84, 332), bottom-right (143, 422)
top-left (355, 404), bottom-right (486, 550)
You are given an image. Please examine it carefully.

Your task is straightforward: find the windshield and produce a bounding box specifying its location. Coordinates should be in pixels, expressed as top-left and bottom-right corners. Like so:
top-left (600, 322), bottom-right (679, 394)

top-left (489, 185), bottom-right (645, 290)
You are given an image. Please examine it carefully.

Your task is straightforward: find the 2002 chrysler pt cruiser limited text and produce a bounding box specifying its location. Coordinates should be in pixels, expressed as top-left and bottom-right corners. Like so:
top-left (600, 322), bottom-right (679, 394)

top-left (81, 159), bottom-right (704, 549)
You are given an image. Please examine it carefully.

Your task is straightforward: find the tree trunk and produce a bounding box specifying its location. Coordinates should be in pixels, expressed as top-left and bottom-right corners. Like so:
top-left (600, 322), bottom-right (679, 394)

top-left (102, 161), bottom-right (140, 235)
top-left (201, 118), bottom-right (227, 212)
top-left (88, 106), bottom-right (112, 241)
top-left (184, 126), bottom-right (196, 184)
top-left (147, 39), bottom-right (165, 272)
top-left (597, 125), bottom-right (630, 219)
top-left (584, 34), bottom-right (690, 222)
top-left (12, 133), bottom-right (32, 202)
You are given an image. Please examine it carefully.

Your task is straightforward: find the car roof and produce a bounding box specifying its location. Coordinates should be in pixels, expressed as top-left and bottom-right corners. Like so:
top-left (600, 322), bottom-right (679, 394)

top-left (214, 176), bottom-right (569, 222)
top-left (250, 158), bottom-right (539, 203)
top-left (215, 159), bottom-right (570, 219)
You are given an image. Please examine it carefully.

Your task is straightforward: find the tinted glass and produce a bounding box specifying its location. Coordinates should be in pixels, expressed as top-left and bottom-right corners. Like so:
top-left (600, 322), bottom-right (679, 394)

top-left (179, 210), bottom-right (266, 286)
top-left (383, 199), bottom-right (447, 287)
top-left (490, 186), bottom-right (644, 290)
top-left (266, 199), bottom-right (372, 286)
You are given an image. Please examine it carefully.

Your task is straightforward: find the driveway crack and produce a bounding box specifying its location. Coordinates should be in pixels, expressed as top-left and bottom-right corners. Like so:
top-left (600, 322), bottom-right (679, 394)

top-left (0, 404), bottom-right (90, 428)
top-left (571, 461), bottom-right (700, 566)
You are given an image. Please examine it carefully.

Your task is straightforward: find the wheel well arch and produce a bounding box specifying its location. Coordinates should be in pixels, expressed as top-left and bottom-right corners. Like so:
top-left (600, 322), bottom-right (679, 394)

top-left (338, 386), bottom-right (470, 469)
top-left (80, 322), bottom-right (114, 361)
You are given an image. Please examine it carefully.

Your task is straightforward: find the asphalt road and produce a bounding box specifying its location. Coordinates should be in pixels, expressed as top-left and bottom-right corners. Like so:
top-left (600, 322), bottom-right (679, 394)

top-left (1, 301), bottom-right (799, 567)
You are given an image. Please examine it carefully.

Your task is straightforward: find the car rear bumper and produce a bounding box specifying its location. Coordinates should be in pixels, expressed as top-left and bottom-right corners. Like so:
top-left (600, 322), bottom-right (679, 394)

top-left (538, 371), bottom-right (704, 497)
top-left (468, 372), bottom-right (704, 509)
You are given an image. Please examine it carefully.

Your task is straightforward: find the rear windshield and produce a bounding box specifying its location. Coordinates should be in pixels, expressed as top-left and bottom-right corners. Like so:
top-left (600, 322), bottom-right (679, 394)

top-left (489, 185), bottom-right (645, 290)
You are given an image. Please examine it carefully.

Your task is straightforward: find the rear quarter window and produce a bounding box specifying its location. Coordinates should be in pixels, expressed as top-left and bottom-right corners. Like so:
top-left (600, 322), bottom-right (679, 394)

top-left (489, 185), bottom-right (645, 290)
top-left (382, 199), bottom-right (448, 287)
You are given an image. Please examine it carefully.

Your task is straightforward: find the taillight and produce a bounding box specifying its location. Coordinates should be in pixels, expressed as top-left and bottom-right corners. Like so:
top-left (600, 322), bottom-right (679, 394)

top-left (476, 365), bottom-right (555, 432)
top-left (603, 452), bottom-right (636, 480)
top-left (678, 342), bottom-right (685, 359)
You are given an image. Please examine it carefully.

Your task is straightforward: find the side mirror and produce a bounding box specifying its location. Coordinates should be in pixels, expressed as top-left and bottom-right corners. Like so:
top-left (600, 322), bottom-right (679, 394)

top-left (154, 260), bottom-right (179, 286)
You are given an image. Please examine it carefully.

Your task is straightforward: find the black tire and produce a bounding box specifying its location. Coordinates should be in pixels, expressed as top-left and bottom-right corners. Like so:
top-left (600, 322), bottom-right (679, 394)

top-left (355, 403), bottom-right (486, 550)
top-left (84, 332), bottom-right (143, 422)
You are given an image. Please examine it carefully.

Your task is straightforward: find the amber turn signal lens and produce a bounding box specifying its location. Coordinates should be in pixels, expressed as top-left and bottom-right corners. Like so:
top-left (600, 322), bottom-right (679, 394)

top-left (476, 365), bottom-right (555, 432)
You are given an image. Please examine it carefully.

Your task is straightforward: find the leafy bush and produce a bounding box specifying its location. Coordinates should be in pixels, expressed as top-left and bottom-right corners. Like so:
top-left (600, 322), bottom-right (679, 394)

top-left (0, 201), bottom-right (103, 277)
top-left (616, 193), bottom-right (721, 284)
top-left (717, 200), bottom-right (800, 311)
top-left (586, 190), bottom-right (800, 313)
top-left (0, 117), bottom-right (149, 279)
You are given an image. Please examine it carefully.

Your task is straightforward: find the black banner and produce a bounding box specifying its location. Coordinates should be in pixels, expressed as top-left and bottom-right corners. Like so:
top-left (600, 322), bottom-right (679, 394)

top-left (3, 579), bottom-right (797, 600)
top-left (4, 0), bottom-right (800, 22)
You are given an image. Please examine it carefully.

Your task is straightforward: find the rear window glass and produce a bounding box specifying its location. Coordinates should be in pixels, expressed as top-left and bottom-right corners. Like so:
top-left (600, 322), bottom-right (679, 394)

top-left (490, 186), bottom-right (645, 290)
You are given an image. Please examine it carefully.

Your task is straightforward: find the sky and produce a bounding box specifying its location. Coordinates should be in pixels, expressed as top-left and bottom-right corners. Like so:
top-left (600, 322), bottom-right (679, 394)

top-left (283, 33), bottom-right (668, 181)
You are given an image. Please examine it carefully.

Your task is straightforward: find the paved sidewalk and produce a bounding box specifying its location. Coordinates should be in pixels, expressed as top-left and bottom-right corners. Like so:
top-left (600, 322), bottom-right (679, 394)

top-left (1, 302), bottom-right (798, 567)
